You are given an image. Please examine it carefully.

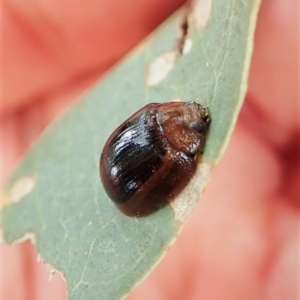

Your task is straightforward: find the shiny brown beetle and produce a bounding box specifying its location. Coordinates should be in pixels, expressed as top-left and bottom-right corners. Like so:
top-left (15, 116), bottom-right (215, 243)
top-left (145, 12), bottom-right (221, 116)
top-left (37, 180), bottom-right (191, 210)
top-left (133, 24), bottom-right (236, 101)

top-left (100, 101), bottom-right (210, 216)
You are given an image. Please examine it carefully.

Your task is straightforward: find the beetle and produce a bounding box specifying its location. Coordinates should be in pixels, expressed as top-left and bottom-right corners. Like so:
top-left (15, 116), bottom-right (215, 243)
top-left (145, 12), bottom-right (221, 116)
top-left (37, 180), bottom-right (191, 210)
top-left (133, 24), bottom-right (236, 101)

top-left (100, 101), bottom-right (210, 216)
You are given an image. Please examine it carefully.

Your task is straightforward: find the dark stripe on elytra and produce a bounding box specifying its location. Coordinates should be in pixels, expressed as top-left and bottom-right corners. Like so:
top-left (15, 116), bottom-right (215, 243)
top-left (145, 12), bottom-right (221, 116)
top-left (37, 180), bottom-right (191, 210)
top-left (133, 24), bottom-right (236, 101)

top-left (104, 110), bottom-right (166, 203)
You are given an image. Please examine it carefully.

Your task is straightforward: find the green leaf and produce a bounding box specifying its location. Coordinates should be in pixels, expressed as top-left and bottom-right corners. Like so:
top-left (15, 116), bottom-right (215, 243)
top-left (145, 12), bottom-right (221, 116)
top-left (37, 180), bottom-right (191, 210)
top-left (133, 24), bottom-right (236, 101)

top-left (1, 1), bottom-right (261, 299)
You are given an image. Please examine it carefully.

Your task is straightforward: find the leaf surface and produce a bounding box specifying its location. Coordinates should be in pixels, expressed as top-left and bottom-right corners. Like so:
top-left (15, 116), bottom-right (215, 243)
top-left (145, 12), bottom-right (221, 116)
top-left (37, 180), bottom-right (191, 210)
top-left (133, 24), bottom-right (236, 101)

top-left (1, 1), bottom-right (261, 299)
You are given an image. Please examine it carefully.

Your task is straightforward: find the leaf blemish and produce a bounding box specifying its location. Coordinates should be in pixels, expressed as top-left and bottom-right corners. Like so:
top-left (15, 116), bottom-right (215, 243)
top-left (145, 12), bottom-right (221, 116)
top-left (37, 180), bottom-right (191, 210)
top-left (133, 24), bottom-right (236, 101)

top-left (146, 12), bottom-right (191, 87)
top-left (10, 176), bottom-right (36, 203)
top-left (12, 232), bottom-right (37, 245)
top-left (37, 253), bottom-right (60, 280)
top-left (170, 163), bottom-right (211, 223)
top-left (146, 51), bottom-right (177, 87)
top-left (177, 15), bottom-right (190, 55)
top-left (182, 39), bottom-right (193, 55)
top-left (192, 0), bottom-right (212, 29)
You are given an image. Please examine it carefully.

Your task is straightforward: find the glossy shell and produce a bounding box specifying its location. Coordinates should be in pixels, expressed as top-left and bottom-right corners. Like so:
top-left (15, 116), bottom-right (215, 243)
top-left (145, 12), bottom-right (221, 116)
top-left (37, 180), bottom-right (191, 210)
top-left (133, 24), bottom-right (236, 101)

top-left (100, 101), bottom-right (210, 216)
